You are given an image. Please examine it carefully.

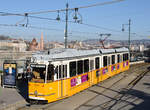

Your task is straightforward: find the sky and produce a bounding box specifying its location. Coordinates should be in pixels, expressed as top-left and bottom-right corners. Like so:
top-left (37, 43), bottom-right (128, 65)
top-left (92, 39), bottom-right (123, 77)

top-left (0, 0), bottom-right (150, 42)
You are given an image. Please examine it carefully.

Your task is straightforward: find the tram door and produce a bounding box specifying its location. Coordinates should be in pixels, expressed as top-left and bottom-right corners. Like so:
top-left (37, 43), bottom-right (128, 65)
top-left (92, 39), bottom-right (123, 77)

top-left (58, 63), bottom-right (68, 98)
top-left (89, 58), bottom-right (95, 85)
top-left (62, 64), bottom-right (68, 97)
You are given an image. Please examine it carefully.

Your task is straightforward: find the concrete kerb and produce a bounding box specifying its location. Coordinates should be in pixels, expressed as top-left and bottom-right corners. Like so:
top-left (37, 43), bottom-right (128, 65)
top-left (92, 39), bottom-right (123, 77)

top-left (130, 60), bottom-right (144, 65)
top-left (0, 73), bottom-right (28, 110)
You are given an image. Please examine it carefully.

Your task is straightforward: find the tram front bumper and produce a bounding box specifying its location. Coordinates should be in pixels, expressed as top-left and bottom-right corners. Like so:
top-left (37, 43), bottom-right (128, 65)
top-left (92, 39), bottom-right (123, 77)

top-left (29, 96), bottom-right (46, 100)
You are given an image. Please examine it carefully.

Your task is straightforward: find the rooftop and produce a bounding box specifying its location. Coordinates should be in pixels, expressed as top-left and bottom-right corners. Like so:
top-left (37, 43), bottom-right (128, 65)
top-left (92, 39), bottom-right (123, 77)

top-left (32, 47), bottom-right (129, 62)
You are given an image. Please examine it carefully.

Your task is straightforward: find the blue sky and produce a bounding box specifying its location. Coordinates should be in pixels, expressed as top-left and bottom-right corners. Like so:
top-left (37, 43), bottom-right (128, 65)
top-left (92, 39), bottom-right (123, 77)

top-left (0, 0), bottom-right (150, 42)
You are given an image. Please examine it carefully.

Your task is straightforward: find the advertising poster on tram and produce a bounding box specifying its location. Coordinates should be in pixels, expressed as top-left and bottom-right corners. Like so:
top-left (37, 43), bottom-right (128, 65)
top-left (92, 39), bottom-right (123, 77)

top-left (3, 63), bottom-right (17, 87)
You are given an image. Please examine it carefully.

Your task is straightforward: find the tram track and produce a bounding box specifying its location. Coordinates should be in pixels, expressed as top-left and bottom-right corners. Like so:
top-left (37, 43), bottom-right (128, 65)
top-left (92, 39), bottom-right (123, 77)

top-left (99, 69), bottom-right (150, 110)
top-left (74, 63), bottom-right (150, 110)
top-left (17, 63), bottom-right (150, 110)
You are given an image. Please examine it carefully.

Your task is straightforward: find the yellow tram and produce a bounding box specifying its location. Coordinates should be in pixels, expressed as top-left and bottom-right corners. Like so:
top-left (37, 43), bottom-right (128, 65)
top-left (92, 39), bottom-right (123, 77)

top-left (28, 47), bottom-right (129, 103)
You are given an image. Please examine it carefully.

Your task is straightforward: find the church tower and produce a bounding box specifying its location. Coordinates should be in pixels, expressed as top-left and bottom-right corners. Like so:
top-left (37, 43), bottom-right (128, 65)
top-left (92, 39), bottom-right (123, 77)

top-left (40, 32), bottom-right (44, 50)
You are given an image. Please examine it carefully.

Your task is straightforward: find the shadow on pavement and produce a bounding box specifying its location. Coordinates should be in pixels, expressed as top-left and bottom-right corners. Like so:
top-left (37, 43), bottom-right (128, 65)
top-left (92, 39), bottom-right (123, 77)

top-left (143, 83), bottom-right (150, 88)
top-left (120, 89), bottom-right (150, 110)
top-left (84, 85), bottom-right (150, 110)
top-left (16, 79), bottom-right (29, 102)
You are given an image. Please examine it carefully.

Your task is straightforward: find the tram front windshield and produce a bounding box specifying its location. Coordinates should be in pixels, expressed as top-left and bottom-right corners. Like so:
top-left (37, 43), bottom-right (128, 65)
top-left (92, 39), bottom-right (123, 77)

top-left (30, 64), bottom-right (46, 83)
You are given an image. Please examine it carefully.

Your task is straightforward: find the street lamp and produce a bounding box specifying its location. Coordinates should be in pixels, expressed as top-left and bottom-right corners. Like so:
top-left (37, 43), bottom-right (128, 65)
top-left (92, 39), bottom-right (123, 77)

top-left (64, 4), bottom-right (82, 49)
top-left (122, 19), bottom-right (131, 60)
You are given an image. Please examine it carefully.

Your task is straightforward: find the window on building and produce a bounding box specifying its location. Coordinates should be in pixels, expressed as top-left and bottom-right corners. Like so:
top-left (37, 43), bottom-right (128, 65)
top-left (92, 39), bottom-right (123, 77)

top-left (84, 59), bottom-right (89, 73)
top-left (95, 57), bottom-right (100, 69)
top-left (117, 54), bottom-right (120, 63)
top-left (112, 55), bottom-right (115, 64)
top-left (77, 60), bottom-right (83, 75)
top-left (103, 56), bottom-right (107, 67)
top-left (69, 61), bottom-right (76, 77)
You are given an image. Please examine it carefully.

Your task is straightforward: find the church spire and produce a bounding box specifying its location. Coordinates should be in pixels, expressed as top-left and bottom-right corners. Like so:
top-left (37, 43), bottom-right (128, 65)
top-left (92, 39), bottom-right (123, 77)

top-left (40, 32), bottom-right (44, 50)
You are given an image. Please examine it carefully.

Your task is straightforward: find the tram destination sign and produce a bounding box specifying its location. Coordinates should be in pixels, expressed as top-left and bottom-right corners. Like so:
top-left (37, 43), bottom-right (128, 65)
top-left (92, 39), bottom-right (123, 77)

top-left (30, 64), bottom-right (46, 68)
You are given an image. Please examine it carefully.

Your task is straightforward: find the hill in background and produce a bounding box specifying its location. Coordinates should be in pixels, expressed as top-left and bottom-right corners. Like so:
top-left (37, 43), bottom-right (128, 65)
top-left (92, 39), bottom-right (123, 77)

top-left (0, 35), bottom-right (11, 40)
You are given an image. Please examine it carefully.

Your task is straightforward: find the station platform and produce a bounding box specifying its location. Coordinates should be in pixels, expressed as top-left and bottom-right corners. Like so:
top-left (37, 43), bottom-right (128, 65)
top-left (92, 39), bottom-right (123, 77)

top-left (0, 79), bottom-right (28, 110)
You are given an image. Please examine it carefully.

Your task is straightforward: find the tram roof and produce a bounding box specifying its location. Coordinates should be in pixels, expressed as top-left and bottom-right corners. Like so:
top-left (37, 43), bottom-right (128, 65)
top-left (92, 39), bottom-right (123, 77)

top-left (32, 47), bottom-right (128, 62)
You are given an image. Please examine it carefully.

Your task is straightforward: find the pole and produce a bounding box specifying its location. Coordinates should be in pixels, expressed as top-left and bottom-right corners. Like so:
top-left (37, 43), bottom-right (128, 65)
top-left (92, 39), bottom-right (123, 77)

top-left (129, 19), bottom-right (131, 60)
top-left (64, 3), bottom-right (68, 49)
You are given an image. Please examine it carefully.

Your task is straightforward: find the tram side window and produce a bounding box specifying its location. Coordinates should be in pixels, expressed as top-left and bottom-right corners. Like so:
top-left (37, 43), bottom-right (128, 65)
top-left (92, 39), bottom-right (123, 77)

top-left (90, 60), bottom-right (94, 71)
top-left (123, 54), bottom-right (125, 61)
top-left (111, 55), bottom-right (115, 64)
top-left (59, 65), bottom-right (62, 79)
top-left (84, 59), bottom-right (89, 73)
top-left (95, 57), bottom-right (100, 69)
top-left (55, 66), bottom-right (59, 79)
top-left (117, 54), bottom-right (120, 63)
top-left (69, 61), bottom-right (76, 77)
top-left (120, 55), bottom-right (123, 62)
top-left (47, 64), bottom-right (54, 81)
top-left (123, 53), bottom-right (128, 61)
top-left (77, 60), bottom-right (83, 75)
top-left (103, 56), bottom-right (107, 67)
top-left (62, 65), bottom-right (65, 77)
top-left (108, 56), bottom-right (110, 65)
top-left (126, 53), bottom-right (129, 60)
top-left (63, 65), bottom-right (67, 78)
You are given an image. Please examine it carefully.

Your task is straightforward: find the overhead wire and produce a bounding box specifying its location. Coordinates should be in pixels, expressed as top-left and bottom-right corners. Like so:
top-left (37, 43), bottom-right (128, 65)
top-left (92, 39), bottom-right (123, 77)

top-left (0, 24), bottom-right (64, 31)
top-left (1, 0), bottom-right (147, 39)
top-left (0, 12), bottom-right (23, 16)
top-left (15, 17), bottom-right (26, 26)
top-left (1, 12), bottom-right (148, 38)
top-left (25, 0), bottom-right (124, 15)
top-left (75, 0), bottom-right (124, 9)
top-left (0, 0), bottom-right (125, 34)
top-left (0, 11), bottom-right (125, 33)
top-left (0, 23), bottom-right (99, 35)
top-left (0, 23), bottom-right (148, 40)
top-left (79, 22), bottom-right (122, 33)
top-left (0, 0), bottom-right (124, 15)
top-left (0, 12), bottom-right (57, 21)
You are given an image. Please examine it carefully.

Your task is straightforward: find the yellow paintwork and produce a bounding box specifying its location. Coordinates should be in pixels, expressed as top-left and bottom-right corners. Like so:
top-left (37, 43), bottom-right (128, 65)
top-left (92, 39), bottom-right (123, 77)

top-left (28, 60), bottom-right (130, 103)
top-left (116, 63), bottom-right (121, 74)
top-left (122, 60), bottom-right (129, 72)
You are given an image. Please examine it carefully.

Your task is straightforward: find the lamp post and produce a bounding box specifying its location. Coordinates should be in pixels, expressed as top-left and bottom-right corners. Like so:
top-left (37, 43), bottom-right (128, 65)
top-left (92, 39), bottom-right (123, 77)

top-left (122, 19), bottom-right (131, 60)
top-left (64, 3), bottom-right (69, 49)
top-left (63, 4), bottom-right (82, 49)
